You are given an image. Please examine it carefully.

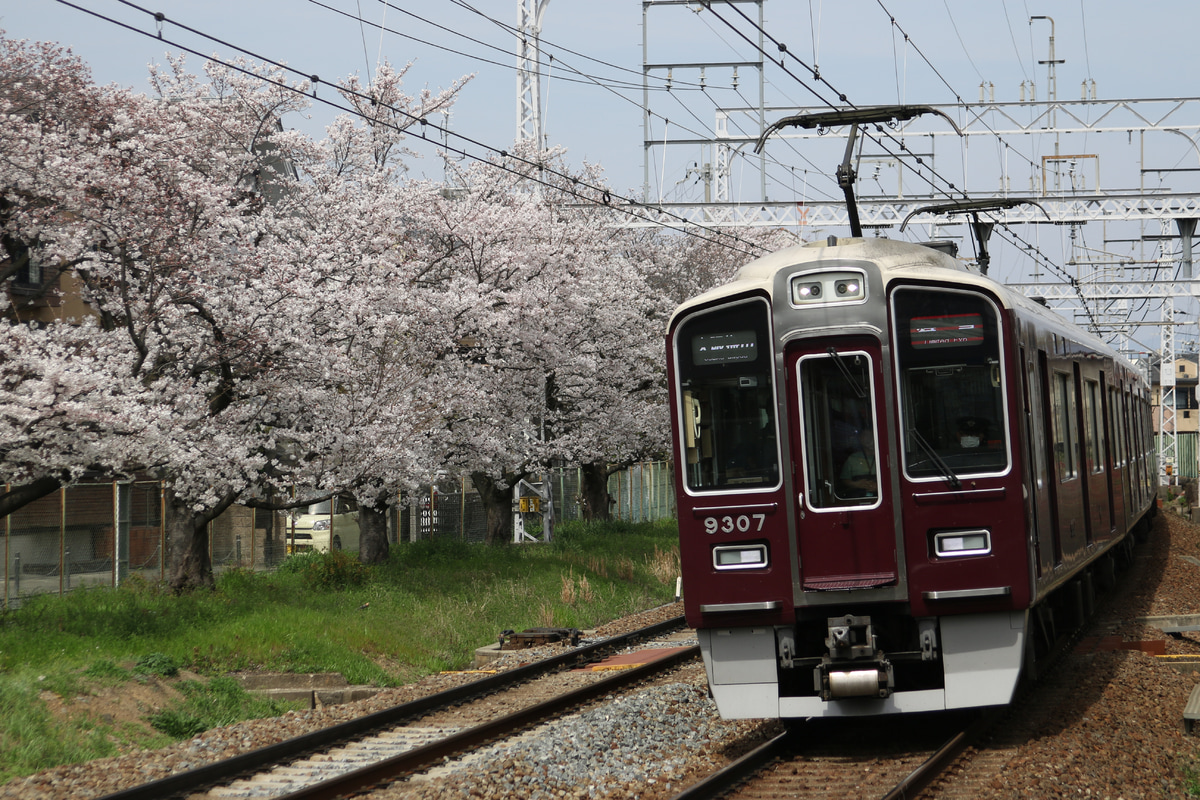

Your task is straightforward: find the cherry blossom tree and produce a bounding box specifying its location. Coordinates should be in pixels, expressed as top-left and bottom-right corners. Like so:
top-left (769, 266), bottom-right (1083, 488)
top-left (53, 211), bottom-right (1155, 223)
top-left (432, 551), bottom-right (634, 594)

top-left (3, 30), bottom-right (792, 578)
top-left (399, 145), bottom-right (684, 535)
top-left (0, 37), bottom-right (143, 515)
top-left (3, 37), bottom-right (329, 588)
top-left (256, 65), bottom-right (471, 563)
top-left (2, 30), bottom-right (486, 578)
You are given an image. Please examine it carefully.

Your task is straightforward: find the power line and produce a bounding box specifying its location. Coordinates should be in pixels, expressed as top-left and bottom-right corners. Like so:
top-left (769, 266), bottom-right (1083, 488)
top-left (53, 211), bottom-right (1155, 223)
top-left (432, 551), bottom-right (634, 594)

top-left (305, 0), bottom-right (661, 94)
top-left (704, 1), bottom-right (1109, 328)
top-left (49, 0), bottom-right (770, 257)
top-left (306, 0), bottom-right (771, 209)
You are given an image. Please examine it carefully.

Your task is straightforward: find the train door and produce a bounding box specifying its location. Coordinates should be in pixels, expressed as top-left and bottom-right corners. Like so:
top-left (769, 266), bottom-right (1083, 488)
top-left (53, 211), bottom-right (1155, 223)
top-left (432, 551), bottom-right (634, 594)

top-left (1037, 350), bottom-right (1064, 568)
top-left (1102, 378), bottom-right (1125, 536)
top-left (786, 338), bottom-right (898, 590)
top-left (1049, 364), bottom-right (1087, 561)
top-left (1113, 384), bottom-right (1132, 527)
top-left (1079, 370), bottom-right (1112, 543)
top-left (1023, 347), bottom-right (1055, 578)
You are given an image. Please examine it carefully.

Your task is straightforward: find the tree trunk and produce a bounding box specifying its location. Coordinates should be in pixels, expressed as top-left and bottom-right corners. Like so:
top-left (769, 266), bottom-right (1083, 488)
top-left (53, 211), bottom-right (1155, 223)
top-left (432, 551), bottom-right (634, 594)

top-left (471, 471), bottom-right (513, 546)
top-left (165, 490), bottom-right (215, 593)
top-left (580, 461), bottom-right (613, 522)
top-left (0, 476), bottom-right (63, 519)
top-left (357, 492), bottom-right (390, 564)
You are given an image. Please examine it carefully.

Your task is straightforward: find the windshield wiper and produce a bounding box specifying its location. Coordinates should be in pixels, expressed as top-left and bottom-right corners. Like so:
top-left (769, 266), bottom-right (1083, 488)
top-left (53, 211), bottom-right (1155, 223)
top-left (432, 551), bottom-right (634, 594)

top-left (827, 348), bottom-right (867, 399)
top-left (909, 428), bottom-right (962, 489)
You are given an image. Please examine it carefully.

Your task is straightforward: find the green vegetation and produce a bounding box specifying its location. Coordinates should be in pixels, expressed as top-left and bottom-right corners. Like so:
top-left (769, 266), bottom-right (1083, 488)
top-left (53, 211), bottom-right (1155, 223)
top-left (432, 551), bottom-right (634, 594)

top-left (0, 519), bottom-right (680, 783)
top-left (146, 678), bottom-right (300, 739)
top-left (1186, 758), bottom-right (1200, 798)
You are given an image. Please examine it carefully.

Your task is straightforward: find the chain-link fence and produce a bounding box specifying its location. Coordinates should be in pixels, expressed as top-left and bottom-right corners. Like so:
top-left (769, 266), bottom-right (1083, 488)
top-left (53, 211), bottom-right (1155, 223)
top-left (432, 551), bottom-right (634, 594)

top-left (3, 462), bottom-right (677, 606)
top-left (3, 481), bottom-right (165, 607)
top-left (395, 462), bottom-right (675, 543)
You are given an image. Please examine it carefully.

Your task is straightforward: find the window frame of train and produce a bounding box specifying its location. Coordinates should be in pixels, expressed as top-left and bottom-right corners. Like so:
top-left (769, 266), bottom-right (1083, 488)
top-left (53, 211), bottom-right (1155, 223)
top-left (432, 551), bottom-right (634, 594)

top-left (672, 296), bottom-right (783, 496)
top-left (891, 286), bottom-right (1011, 483)
top-left (795, 349), bottom-right (882, 510)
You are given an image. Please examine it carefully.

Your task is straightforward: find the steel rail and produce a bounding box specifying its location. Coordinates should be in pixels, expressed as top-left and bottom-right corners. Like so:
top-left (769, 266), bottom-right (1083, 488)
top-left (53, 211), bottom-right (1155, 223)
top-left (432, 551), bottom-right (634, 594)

top-left (667, 707), bottom-right (1005, 800)
top-left (666, 728), bottom-right (794, 800)
top-left (880, 708), bottom-right (1004, 800)
top-left (275, 644), bottom-right (699, 800)
top-left (96, 614), bottom-right (687, 800)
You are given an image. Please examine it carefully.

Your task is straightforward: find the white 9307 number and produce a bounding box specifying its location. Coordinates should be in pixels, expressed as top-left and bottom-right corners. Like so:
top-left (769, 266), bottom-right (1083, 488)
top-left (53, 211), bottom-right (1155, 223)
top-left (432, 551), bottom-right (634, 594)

top-left (703, 514), bottom-right (766, 535)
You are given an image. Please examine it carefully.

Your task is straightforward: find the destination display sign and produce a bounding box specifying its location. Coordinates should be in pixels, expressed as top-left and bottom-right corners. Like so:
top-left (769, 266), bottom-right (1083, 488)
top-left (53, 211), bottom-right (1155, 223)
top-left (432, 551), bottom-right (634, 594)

top-left (693, 330), bottom-right (758, 364)
top-left (909, 313), bottom-right (984, 349)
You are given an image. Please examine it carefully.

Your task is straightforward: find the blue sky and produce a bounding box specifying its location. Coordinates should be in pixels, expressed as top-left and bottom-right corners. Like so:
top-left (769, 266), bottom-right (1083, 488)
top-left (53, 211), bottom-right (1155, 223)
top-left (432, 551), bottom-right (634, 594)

top-left (5, 1), bottom-right (1198, 202)
top-left (6, 0), bottom-right (1200, 341)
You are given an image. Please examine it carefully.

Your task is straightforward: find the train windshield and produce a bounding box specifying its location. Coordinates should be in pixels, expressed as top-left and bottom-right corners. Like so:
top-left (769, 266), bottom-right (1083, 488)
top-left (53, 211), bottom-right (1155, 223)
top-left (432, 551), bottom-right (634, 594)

top-left (892, 287), bottom-right (1008, 480)
top-left (673, 298), bottom-right (781, 493)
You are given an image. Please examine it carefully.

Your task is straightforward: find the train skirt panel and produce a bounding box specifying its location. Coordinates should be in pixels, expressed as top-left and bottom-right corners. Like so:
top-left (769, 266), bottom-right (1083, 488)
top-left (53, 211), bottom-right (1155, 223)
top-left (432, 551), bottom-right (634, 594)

top-left (699, 611), bottom-right (1027, 718)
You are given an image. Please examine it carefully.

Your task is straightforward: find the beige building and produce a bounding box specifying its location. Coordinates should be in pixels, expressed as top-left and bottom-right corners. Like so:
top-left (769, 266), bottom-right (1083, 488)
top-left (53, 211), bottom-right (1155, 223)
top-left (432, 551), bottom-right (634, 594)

top-left (1151, 356), bottom-right (1199, 434)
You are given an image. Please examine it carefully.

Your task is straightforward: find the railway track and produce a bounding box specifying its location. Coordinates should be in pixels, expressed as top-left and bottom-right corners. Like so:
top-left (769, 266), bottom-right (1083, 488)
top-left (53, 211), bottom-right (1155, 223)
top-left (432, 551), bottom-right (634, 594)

top-left (662, 579), bottom-right (1104, 800)
top-left (667, 709), bottom-right (1003, 800)
top-left (95, 615), bottom-right (695, 800)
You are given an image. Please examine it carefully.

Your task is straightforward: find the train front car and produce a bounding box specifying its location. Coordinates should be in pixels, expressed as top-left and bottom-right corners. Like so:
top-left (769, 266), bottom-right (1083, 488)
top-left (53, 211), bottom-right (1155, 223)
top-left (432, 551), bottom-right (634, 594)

top-left (668, 236), bottom-right (1033, 719)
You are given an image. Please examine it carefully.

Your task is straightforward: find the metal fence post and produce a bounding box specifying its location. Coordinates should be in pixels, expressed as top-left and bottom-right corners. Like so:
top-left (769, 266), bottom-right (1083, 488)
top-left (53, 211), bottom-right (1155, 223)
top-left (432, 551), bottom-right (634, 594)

top-left (59, 485), bottom-right (66, 596)
top-left (3, 494), bottom-right (8, 608)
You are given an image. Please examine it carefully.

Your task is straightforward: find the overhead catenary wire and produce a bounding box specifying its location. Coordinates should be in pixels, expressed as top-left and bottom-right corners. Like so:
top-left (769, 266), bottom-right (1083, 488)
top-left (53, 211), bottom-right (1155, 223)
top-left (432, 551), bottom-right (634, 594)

top-left (688, 8), bottom-right (840, 200)
top-left (319, 0), bottom-right (837, 208)
top-left (705, 0), bottom-right (1105, 331)
top-left (308, 0), bottom-right (803, 206)
top-left (306, 0), bottom-right (661, 94)
top-left (50, 0), bottom-right (770, 258)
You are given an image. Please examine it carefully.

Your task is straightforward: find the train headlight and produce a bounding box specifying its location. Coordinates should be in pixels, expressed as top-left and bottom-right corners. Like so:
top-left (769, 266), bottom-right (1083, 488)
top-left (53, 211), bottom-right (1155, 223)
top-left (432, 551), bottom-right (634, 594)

top-left (713, 544), bottom-right (768, 570)
top-left (794, 282), bottom-right (822, 300)
top-left (835, 279), bottom-right (863, 299)
top-left (790, 270), bottom-right (867, 307)
top-left (932, 529), bottom-right (991, 558)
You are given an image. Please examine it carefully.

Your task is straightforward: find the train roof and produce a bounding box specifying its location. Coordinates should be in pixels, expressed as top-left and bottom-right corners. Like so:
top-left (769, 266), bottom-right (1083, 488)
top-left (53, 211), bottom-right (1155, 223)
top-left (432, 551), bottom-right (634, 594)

top-left (670, 236), bottom-right (1145, 380)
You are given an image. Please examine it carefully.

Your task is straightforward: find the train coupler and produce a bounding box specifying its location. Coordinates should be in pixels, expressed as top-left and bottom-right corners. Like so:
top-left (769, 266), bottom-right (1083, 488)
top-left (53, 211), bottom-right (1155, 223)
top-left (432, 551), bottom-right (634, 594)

top-left (824, 614), bottom-right (877, 660)
top-left (814, 658), bottom-right (895, 700)
top-left (816, 614), bottom-right (894, 699)
top-left (776, 629), bottom-right (797, 669)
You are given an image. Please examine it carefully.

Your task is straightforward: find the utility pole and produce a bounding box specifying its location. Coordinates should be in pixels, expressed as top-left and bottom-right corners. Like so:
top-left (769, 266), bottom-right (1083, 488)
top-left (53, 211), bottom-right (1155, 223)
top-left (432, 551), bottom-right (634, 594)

top-left (642, 0), bottom-right (767, 204)
top-left (516, 0), bottom-right (551, 146)
top-left (1031, 16), bottom-right (1065, 184)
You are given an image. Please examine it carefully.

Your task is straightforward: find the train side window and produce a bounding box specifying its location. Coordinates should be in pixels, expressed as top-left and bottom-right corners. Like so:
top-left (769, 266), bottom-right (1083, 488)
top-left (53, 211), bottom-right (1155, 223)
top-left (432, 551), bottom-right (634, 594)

top-left (1083, 379), bottom-right (1104, 474)
top-left (1051, 371), bottom-right (1077, 481)
top-left (673, 299), bottom-right (781, 494)
top-left (1108, 387), bottom-right (1122, 468)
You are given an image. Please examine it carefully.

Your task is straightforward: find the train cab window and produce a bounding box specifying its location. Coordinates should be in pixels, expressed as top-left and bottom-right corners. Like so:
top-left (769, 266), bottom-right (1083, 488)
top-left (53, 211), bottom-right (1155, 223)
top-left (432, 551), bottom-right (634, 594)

top-left (892, 288), bottom-right (1009, 481)
top-left (673, 299), bottom-right (781, 493)
top-left (797, 352), bottom-right (880, 509)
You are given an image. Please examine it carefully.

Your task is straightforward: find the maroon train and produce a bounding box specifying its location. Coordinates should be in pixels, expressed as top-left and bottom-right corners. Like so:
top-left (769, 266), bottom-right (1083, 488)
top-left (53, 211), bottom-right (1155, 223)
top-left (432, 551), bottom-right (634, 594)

top-left (667, 235), bottom-right (1155, 719)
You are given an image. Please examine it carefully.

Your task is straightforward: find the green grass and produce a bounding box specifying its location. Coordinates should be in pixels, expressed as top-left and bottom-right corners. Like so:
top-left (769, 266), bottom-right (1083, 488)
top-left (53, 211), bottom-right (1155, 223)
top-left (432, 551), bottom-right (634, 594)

top-left (0, 676), bottom-right (125, 781)
top-left (146, 677), bottom-right (302, 739)
top-left (1186, 758), bottom-right (1200, 798)
top-left (0, 519), bottom-right (681, 783)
